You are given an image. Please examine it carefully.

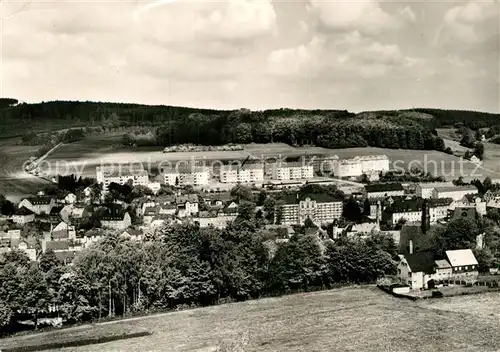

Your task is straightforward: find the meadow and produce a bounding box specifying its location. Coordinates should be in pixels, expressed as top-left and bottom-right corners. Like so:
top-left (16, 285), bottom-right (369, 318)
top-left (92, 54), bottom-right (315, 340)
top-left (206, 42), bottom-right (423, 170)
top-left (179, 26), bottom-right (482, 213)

top-left (2, 286), bottom-right (499, 352)
top-left (39, 138), bottom-right (500, 182)
top-left (0, 139), bottom-right (50, 201)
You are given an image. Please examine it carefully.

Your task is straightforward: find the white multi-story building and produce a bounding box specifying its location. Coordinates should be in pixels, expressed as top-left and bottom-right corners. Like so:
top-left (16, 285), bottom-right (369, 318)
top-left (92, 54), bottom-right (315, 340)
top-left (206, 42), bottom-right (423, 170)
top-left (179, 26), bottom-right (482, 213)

top-left (96, 165), bottom-right (149, 193)
top-left (382, 198), bottom-right (423, 225)
top-left (428, 198), bottom-right (453, 223)
top-left (415, 182), bottom-right (455, 199)
top-left (268, 161), bottom-right (314, 181)
top-left (432, 185), bottom-right (478, 201)
top-left (161, 166), bottom-right (209, 186)
top-left (334, 155), bottom-right (389, 178)
top-left (220, 163), bottom-right (264, 183)
top-left (276, 193), bottom-right (343, 225)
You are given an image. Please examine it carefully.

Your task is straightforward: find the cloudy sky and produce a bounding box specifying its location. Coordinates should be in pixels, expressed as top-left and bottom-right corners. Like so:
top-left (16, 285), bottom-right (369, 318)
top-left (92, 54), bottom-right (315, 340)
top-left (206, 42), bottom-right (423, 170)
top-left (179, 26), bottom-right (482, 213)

top-left (1, 0), bottom-right (499, 112)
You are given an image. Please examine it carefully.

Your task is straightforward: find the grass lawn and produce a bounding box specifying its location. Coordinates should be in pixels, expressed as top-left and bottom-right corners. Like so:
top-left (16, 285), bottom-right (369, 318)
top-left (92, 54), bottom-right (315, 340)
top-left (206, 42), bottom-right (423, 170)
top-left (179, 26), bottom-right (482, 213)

top-left (2, 286), bottom-right (500, 352)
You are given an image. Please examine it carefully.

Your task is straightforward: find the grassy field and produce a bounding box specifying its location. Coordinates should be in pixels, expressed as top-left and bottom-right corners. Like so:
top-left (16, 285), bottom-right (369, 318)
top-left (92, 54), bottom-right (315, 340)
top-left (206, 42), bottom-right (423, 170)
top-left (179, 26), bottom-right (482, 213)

top-left (40, 139), bottom-right (500, 182)
top-left (0, 139), bottom-right (50, 201)
top-left (2, 286), bottom-right (500, 352)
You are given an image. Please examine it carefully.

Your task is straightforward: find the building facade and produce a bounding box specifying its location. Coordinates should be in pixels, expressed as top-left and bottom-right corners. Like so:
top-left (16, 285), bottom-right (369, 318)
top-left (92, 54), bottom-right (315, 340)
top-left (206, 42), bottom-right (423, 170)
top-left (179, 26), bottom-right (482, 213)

top-left (334, 155), bottom-right (390, 178)
top-left (276, 194), bottom-right (343, 225)
top-left (96, 166), bottom-right (149, 193)
top-left (415, 182), bottom-right (455, 199)
top-left (431, 185), bottom-right (479, 201)
top-left (161, 166), bottom-right (210, 186)
top-left (220, 163), bottom-right (264, 183)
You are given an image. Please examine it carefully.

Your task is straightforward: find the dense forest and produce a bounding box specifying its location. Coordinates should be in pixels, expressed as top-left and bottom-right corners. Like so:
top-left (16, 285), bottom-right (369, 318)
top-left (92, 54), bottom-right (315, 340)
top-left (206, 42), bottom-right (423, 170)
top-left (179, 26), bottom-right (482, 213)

top-left (2, 99), bottom-right (499, 150)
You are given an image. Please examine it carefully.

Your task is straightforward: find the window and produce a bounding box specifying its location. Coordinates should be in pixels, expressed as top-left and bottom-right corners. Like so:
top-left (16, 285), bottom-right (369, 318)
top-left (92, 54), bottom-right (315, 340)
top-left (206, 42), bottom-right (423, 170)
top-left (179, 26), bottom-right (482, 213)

top-left (471, 265), bottom-right (475, 269)
top-left (465, 266), bottom-right (468, 270)
top-left (459, 266), bottom-right (462, 270)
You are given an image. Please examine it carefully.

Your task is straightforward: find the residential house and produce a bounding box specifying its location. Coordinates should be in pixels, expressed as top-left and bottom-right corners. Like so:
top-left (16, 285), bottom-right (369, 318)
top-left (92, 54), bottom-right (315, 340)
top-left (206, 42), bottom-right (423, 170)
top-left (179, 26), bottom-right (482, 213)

top-left (445, 249), bottom-right (479, 281)
top-left (51, 221), bottom-right (77, 241)
top-left (275, 193), bottom-right (343, 225)
top-left (382, 197), bottom-right (424, 225)
top-left (48, 206), bottom-right (63, 224)
top-left (470, 155), bottom-right (481, 164)
top-left (345, 222), bottom-right (380, 238)
top-left (397, 248), bottom-right (479, 290)
top-left (427, 198), bottom-right (453, 223)
top-left (365, 183), bottom-right (405, 199)
top-left (193, 210), bottom-right (237, 229)
top-left (484, 190), bottom-right (500, 203)
top-left (176, 194), bottom-right (199, 218)
top-left (449, 194), bottom-right (487, 216)
top-left (487, 198), bottom-right (500, 211)
top-left (450, 206), bottom-right (478, 221)
top-left (201, 192), bottom-right (233, 208)
top-left (100, 210), bottom-right (132, 230)
top-left (59, 192), bottom-right (77, 205)
top-left (16, 237), bottom-right (39, 262)
top-left (415, 182), bottom-right (454, 199)
top-left (11, 206), bottom-right (35, 224)
top-left (431, 185), bottom-right (478, 201)
top-left (18, 196), bottom-right (55, 215)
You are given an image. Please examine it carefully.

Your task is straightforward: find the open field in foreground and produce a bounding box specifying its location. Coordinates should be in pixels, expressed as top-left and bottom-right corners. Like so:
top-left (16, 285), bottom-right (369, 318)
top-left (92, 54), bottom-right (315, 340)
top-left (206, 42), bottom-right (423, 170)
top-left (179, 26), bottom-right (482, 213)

top-left (2, 287), bottom-right (500, 352)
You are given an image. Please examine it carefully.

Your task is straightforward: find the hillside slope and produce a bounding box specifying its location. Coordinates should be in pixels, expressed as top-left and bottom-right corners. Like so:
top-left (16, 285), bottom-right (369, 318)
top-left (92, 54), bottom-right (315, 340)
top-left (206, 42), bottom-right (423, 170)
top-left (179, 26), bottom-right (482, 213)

top-left (2, 286), bottom-right (500, 352)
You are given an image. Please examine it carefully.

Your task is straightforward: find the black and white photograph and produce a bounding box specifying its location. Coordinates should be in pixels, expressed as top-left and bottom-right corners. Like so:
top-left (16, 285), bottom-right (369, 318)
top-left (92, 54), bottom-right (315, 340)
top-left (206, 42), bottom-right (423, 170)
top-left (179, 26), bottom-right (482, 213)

top-left (0, 0), bottom-right (499, 351)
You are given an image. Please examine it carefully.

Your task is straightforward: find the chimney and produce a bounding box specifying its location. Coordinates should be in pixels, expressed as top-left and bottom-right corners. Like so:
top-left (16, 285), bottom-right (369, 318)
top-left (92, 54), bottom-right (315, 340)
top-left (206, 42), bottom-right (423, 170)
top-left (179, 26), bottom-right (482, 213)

top-left (409, 240), bottom-right (413, 255)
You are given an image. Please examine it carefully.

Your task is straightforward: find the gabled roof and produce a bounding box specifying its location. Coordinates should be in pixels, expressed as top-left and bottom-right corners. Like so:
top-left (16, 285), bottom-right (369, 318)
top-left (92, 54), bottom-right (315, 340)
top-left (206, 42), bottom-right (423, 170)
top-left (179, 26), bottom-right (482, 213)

top-left (23, 196), bottom-right (54, 205)
top-left (50, 206), bottom-right (64, 215)
top-left (175, 194), bottom-right (199, 205)
top-left (14, 206), bottom-right (34, 216)
top-left (445, 249), bottom-right (478, 267)
top-left (435, 259), bottom-right (451, 269)
top-left (451, 207), bottom-right (477, 220)
top-left (404, 251), bottom-right (436, 274)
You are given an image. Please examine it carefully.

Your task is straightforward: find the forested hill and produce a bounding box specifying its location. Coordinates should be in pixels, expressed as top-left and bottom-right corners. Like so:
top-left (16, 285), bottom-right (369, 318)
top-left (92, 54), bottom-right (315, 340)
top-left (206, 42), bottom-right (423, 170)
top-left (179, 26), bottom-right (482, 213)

top-left (0, 99), bottom-right (497, 150)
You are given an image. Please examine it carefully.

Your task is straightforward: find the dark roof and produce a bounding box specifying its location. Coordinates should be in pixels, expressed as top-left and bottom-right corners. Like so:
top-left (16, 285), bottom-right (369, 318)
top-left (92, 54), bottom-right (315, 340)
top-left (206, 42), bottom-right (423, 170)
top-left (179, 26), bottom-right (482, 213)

top-left (175, 194), bottom-right (199, 205)
top-left (50, 206), bottom-right (64, 215)
top-left (25, 196), bottom-right (53, 205)
top-left (427, 198), bottom-right (453, 207)
top-left (385, 198), bottom-right (423, 213)
top-left (14, 206), bottom-right (34, 216)
top-left (399, 225), bottom-right (424, 254)
top-left (281, 193), bottom-right (343, 204)
top-left (451, 207), bottom-right (478, 221)
top-left (365, 183), bottom-right (404, 193)
top-left (405, 251), bottom-right (436, 274)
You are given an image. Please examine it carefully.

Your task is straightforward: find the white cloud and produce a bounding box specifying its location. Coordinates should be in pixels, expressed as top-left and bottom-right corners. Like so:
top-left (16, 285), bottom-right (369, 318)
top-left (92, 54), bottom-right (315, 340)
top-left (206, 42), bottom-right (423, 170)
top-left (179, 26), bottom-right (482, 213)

top-left (440, 0), bottom-right (498, 44)
top-left (307, 0), bottom-right (400, 36)
top-left (266, 33), bottom-right (416, 80)
top-left (398, 6), bottom-right (417, 23)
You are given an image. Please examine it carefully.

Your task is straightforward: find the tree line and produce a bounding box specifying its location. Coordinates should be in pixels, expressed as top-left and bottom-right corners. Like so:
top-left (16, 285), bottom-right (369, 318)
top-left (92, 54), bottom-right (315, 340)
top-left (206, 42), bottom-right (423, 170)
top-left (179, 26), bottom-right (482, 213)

top-left (3, 101), bottom-right (482, 152)
top-left (0, 220), bottom-right (397, 335)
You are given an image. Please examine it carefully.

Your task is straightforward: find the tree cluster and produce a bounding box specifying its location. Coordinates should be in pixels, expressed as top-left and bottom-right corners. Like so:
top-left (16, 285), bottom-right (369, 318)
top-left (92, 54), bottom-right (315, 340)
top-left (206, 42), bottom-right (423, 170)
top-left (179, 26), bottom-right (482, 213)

top-left (0, 222), bottom-right (396, 335)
